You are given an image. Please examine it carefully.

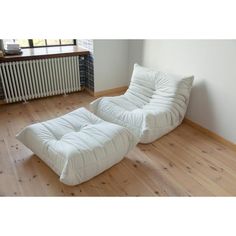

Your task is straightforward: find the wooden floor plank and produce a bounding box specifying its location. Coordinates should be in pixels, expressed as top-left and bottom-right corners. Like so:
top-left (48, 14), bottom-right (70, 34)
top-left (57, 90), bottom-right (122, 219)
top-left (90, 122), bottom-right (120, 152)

top-left (152, 139), bottom-right (230, 196)
top-left (165, 132), bottom-right (236, 194)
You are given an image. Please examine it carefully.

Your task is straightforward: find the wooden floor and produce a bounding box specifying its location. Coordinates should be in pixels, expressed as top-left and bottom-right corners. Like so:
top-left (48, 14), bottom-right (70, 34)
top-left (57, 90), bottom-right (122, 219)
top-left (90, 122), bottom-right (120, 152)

top-left (1, 92), bottom-right (236, 196)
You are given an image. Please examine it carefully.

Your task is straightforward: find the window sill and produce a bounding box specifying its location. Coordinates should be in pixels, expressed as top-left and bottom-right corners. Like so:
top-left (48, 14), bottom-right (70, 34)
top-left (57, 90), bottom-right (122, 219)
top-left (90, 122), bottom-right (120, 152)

top-left (0, 46), bottom-right (89, 63)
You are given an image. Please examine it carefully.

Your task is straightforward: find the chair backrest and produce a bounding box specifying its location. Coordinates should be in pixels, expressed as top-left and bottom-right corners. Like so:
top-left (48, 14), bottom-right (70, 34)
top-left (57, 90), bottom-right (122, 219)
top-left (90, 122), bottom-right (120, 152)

top-left (125, 64), bottom-right (194, 121)
top-left (125, 64), bottom-right (158, 107)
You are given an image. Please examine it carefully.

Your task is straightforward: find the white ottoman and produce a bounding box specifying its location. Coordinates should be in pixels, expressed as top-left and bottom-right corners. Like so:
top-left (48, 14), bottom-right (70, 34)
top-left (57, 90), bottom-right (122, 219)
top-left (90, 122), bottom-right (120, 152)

top-left (16, 108), bottom-right (138, 186)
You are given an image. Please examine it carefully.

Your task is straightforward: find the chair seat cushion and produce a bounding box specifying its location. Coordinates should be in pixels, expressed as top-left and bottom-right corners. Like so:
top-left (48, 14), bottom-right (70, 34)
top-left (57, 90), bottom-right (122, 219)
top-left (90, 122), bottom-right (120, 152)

top-left (16, 108), bottom-right (138, 186)
top-left (90, 96), bottom-right (177, 143)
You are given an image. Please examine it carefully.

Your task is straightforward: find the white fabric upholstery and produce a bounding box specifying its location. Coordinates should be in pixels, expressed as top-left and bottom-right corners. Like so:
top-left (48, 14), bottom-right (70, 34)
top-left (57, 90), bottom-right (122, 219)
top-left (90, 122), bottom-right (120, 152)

top-left (90, 64), bottom-right (194, 143)
top-left (16, 108), bottom-right (138, 185)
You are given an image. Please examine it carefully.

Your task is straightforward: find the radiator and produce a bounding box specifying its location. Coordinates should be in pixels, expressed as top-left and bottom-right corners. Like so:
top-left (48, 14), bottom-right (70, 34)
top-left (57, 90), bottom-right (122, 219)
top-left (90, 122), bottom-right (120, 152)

top-left (0, 56), bottom-right (81, 103)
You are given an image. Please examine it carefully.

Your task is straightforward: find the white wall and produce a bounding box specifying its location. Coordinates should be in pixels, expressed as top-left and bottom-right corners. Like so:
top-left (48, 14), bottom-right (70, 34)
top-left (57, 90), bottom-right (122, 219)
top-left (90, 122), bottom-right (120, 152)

top-left (128, 40), bottom-right (144, 80)
top-left (128, 40), bottom-right (236, 143)
top-left (93, 40), bottom-right (129, 92)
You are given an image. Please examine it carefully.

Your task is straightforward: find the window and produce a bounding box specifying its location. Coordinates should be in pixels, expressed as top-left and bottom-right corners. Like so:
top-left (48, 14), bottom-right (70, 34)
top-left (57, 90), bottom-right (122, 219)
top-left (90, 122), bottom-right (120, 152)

top-left (3, 39), bottom-right (76, 48)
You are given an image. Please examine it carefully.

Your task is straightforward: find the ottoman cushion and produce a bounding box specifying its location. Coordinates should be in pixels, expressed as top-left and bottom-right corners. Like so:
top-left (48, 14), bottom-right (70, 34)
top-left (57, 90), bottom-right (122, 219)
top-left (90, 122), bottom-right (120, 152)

top-left (16, 108), bottom-right (138, 185)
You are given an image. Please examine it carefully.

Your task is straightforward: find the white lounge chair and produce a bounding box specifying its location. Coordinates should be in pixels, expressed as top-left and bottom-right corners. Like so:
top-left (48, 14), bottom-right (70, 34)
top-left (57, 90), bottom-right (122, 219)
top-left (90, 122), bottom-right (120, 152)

top-left (90, 64), bottom-right (194, 143)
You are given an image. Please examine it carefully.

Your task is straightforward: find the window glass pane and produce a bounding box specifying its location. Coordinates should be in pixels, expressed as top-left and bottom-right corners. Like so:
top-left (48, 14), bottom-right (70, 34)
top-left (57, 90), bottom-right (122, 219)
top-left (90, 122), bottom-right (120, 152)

top-left (3, 39), bottom-right (29, 48)
top-left (47, 39), bottom-right (60, 46)
top-left (3, 39), bottom-right (14, 49)
top-left (61, 39), bottom-right (74, 45)
top-left (33, 39), bottom-right (46, 47)
top-left (3, 39), bottom-right (75, 48)
top-left (14, 39), bottom-right (29, 48)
